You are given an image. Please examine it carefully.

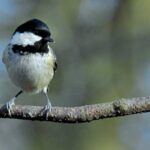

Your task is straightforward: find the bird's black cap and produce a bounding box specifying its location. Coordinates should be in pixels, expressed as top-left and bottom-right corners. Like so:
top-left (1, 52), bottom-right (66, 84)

top-left (13, 19), bottom-right (54, 42)
top-left (14, 19), bottom-right (49, 33)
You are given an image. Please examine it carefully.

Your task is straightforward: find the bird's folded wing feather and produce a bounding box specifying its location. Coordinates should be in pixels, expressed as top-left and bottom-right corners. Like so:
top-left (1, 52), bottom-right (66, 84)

top-left (2, 46), bottom-right (9, 65)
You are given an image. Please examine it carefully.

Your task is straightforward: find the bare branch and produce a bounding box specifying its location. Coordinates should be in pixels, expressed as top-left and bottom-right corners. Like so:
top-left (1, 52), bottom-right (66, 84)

top-left (0, 96), bottom-right (150, 123)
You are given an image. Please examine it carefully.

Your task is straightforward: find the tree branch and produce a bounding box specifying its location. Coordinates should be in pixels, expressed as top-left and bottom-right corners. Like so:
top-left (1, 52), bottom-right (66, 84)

top-left (0, 96), bottom-right (150, 123)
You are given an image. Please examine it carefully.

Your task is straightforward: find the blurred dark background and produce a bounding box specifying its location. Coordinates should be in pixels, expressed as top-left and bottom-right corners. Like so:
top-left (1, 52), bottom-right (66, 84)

top-left (0, 0), bottom-right (150, 150)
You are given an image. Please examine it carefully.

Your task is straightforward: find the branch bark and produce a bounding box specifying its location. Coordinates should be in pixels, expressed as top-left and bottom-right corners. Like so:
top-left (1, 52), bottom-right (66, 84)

top-left (0, 96), bottom-right (150, 123)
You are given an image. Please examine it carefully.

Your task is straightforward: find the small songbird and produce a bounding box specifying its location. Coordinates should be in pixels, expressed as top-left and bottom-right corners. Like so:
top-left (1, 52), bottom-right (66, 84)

top-left (2, 19), bottom-right (57, 117)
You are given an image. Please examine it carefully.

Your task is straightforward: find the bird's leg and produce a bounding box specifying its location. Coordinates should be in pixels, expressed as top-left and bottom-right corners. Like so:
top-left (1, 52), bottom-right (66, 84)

top-left (6, 90), bottom-right (23, 116)
top-left (43, 87), bottom-right (52, 119)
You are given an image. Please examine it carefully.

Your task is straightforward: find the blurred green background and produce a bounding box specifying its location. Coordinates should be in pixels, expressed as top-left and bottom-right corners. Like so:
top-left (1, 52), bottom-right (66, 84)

top-left (0, 0), bottom-right (150, 150)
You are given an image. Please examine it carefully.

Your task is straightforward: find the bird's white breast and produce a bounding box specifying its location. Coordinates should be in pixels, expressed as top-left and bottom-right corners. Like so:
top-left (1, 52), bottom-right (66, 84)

top-left (5, 47), bottom-right (55, 94)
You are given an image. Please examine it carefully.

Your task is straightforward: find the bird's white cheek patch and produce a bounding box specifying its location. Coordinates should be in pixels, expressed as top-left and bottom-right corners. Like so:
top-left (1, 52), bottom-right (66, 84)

top-left (11, 32), bottom-right (42, 46)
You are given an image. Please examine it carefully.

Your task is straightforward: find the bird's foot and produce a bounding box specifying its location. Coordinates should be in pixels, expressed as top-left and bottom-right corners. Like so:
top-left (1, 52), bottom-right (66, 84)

top-left (6, 97), bottom-right (16, 117)
top-left (43, 101), bottom-right (52, 120)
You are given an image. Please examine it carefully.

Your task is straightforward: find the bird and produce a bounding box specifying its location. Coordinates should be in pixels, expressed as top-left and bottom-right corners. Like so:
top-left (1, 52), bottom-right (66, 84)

top-left (2, 18), bottom-right (57, 118)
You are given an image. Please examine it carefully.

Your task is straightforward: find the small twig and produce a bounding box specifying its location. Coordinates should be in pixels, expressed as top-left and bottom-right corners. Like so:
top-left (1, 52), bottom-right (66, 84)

top-left (0, 96), bottom-right (150, 123)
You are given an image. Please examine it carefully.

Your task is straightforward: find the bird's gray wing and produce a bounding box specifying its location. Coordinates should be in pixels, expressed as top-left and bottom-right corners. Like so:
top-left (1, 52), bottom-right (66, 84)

top-left (48, 45), bottom-right (57, 73)
top-left (2, 45), bottom-right (9, 65)
top-left (53, 59), bottom-right (57, 72)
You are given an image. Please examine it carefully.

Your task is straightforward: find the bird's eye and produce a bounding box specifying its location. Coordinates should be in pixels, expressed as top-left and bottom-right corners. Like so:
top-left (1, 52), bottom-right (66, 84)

top-left (34, 30), bottom-right (50, 38)
top-left (40, 30), bottom-right (50, 37)
top-left (34, 30), bottom-right (39, 35)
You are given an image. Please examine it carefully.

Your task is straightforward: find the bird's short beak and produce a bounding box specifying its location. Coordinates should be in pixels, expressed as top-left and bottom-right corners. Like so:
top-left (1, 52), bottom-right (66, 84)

top-left (44, 36), bottom-right (54, 43)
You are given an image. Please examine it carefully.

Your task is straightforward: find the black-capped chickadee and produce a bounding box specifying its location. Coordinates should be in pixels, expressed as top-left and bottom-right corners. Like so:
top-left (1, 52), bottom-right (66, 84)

top-left (2, 19), bottom-right (57, 117)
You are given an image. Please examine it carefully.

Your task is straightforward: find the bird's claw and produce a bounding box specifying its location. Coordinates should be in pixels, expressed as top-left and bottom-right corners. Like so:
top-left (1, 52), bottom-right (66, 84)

top-left (6, 97), bottom-right (16, 117)
top-left (43, 101), bottom-right (52, 120)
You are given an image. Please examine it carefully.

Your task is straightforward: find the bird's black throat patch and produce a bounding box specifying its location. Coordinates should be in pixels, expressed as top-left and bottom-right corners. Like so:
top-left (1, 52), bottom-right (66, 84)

top-left (12, 40), bottom-right (49, 55)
